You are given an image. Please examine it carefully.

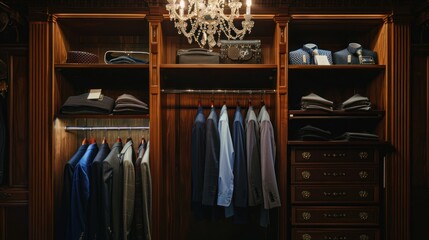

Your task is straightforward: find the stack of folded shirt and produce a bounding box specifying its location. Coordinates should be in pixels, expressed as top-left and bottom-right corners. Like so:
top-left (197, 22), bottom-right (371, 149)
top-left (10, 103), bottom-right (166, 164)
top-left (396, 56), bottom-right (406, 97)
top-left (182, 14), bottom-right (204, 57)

top-left (301, 93), bottom-right (334, 112)
top-left (297, 125), bottom-right (332, 141)
top-left (335, 132), bottom-right (379, 141)
top-left (113, 94), bottom-right (149, 114)
top-left (340, 93), bottom-right (371, 111)
top-left (60, 93), bottom-right (115, 114)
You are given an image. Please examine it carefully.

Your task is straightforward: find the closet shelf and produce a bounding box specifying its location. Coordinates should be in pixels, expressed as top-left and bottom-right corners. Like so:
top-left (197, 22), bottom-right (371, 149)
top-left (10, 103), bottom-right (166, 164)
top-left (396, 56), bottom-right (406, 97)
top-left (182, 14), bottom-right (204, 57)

top-left (55, 63), bottom-right (150, 69)
top-left (289, 110), bottom-right (385, 119)
top-left (288, 65), bottom-right (385, 70)
top-left (288, 140), bottom-right (390, 146)
top-left (55, 114), bottom-right (150, 119)
top-left (160, 64), bottom-right (277, 69)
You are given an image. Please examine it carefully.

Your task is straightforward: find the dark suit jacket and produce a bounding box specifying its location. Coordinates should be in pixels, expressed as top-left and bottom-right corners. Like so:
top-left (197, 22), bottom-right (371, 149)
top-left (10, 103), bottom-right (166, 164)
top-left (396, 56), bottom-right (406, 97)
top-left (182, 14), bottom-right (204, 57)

top-left (333, 48), bottom-right (378, 64)
top-left (102, 141), bottom-right (123, 240)
top-left (87, 142), bottom-right (110, 240)
top-left (191, 106), bottom-right (206, 205)
top-left (61, 143), bottom-right (89, 240)
top-left (233, 106), bottom-right (248, 208)
top-left (70, 143), bottom-right (99, 240)
top-left (202, 107), bottom-right (220, 206)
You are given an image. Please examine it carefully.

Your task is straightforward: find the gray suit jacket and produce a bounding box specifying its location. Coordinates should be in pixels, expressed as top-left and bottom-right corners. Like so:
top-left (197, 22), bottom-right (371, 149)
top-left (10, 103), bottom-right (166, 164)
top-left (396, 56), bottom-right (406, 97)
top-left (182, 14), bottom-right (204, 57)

top-left (102, 141), bottom-right (123, 240)
top-left (259, 106), bottom-right (281, 209)
top-left (141, 141), bottom-right (151, 240)
top-left (121, 140), bottom-right (136, 240)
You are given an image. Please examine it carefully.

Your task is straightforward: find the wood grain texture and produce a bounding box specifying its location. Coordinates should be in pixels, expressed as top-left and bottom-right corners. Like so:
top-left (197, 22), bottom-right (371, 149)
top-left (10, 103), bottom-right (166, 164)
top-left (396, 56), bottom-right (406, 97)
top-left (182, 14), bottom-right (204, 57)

top-left (28, 20), bottom-right (53, 240)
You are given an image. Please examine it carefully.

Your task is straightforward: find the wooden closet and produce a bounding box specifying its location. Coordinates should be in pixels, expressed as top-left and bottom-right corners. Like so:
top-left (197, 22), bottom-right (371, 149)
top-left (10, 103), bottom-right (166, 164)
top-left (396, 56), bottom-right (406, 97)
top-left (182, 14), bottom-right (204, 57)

top-left (25, 2), bottom-right (411, 240)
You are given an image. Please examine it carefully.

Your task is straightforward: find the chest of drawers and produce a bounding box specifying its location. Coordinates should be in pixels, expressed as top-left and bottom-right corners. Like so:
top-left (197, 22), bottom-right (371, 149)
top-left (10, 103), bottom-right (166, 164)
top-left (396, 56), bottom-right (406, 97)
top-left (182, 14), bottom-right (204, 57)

top-left (290, 145), bottom-right (383, 240)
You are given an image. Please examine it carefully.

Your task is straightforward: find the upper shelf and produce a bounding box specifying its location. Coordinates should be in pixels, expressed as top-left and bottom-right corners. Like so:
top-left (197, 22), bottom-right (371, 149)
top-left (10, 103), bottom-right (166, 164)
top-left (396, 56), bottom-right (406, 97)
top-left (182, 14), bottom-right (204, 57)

top-left (289, 110), bottom-right (385, 120)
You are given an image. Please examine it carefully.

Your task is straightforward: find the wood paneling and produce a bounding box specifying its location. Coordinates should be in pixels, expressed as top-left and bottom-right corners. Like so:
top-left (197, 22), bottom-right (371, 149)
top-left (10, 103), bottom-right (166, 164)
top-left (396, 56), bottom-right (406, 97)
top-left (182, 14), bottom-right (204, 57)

top-left (385, 15), bottom-right (411, 240)
top-left (28, 20), bottom-right (53, 240)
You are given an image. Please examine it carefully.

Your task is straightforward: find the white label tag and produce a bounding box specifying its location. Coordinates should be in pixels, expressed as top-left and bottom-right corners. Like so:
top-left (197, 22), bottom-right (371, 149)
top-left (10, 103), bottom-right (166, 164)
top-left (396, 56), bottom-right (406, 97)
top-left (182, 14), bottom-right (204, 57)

top-left (347, 54), bottom-right (352, 64)
top-left (87, 89), bottom-right (102, 100)
top-left (314, 55), bottom-right (330, 65)
top-left (302, 55), bottom-right (307, 63)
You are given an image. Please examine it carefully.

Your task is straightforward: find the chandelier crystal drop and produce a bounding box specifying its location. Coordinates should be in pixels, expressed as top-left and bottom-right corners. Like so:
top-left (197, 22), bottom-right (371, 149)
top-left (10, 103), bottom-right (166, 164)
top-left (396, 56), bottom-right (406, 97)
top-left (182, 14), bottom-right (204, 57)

top-left (166, 0), bottom-right (254, 49)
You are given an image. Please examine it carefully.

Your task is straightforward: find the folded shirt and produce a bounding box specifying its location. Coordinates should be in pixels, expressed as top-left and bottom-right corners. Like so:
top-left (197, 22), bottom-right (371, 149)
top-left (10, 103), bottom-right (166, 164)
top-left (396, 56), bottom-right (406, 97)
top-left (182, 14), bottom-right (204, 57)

top-left (113, 94), bottom-right (149, 114)
top-left (297, 125), bottom-right (332, 141)
top-left (60, 93), bottom-right (115, 114)
top-left (301, 93), bottom-right (333, 111)
top-left (335, 132), bottom-right (379, 141)
top-left (340, 94), bottom-right (371, 111)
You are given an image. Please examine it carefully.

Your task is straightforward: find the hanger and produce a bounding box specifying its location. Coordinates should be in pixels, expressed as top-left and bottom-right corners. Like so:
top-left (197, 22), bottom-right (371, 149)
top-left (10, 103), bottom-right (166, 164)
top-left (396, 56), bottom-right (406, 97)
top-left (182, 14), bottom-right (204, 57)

top-left (81, 137), bottom-right (88, 145)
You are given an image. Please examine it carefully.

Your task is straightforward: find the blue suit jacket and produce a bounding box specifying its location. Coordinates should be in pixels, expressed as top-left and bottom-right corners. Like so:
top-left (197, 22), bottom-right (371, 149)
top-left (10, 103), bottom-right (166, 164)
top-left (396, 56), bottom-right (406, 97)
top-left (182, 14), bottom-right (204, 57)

top-left (70, 143), bottom-right (99, 240)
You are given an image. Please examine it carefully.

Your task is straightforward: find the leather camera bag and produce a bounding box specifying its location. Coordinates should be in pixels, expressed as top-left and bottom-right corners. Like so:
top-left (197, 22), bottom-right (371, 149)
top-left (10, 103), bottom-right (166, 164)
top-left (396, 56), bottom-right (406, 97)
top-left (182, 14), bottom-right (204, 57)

top-left (220, 40), bottom-right (262, 64)
top-left (176, 48), bottom-right (220, 64)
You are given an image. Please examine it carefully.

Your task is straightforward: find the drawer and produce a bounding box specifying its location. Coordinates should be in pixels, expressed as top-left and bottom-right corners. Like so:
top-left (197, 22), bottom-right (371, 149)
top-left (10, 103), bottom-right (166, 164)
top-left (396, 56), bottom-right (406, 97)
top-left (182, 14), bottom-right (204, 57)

top-left (292, 206), bottom-right (379, 226)
top-left (291, 147), bottom-right (378, 164)
top-left (291, 185), bottom-right (379, 203)
top-left (292, 228), bottom-right (380, 240)
top-left (292, 165), bottom-right (379, 183)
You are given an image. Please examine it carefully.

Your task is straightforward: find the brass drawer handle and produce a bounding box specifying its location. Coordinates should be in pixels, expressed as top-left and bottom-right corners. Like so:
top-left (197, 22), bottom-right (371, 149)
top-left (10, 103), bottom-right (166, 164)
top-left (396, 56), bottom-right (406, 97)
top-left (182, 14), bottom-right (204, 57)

top-left (359, 171), bottom-right (369, 179)
top-left (323, 213), bottom-right (347, 218)
top-left (323, 153), bottom-right (346, 158)
top-left (302, 152), bottom-right (312, 160)
top-left (301, 190), bottom-right (311, 199)
top-left (359, 190), bottom-right (369, 198)
top-left (359, 151), bottom-right (369, 159)
top-left (301, 170), bottom-right (311, 179)
top-left (359, 212), bottom-right (369, 220)
top-left (0, 192), bottom-right (12, 200)
top-left (323, 191), bottom-right (347, 197)
top-left (324, 236), bottom-right (349, 240)
top-left (302, 234), bottom-right (312, 240)
top-left (323, 171), bottom-right (346, 177)
top-left (302, 212), bottom-right (311, 220)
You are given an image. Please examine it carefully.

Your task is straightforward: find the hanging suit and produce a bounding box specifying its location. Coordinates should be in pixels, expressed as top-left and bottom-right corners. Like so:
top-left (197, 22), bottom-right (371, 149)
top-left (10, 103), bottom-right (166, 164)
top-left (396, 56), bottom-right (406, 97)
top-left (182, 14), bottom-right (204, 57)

top-left (191, 106), bottom-right (206, 216)
top-left (133, 139), bottom-right (147, 240)
top-left (232, 106), bottom-right (248, 223)
top-left (102, 141), bottom-right (124, 240)
top-left (245, 106), bottom-right (263, 207)
top-left (217, 104), bottom-right (235, 218)
top-left (259, 106), bottom-right (281, 209)
top-left (87, 142), bottom-right (110, 240)
top-left (202, 107), bottom-right (220, 207)
top-left (61, 142), bottom-right (89, 240)
top-left (121, 140), bottom-right (136, 240)
top-left (70, 143), bottom-right (99, 240)
top-left (141, 141), bottom-right (151, 240)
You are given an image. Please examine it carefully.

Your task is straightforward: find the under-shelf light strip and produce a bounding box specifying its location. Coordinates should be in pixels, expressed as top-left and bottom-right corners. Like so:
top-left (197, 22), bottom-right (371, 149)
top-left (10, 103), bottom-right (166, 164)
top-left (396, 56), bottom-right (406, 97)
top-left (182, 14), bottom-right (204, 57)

top-left (161, 89), bottom-right (276, 94)
top-left (64, 126), bottom-right (149, 131)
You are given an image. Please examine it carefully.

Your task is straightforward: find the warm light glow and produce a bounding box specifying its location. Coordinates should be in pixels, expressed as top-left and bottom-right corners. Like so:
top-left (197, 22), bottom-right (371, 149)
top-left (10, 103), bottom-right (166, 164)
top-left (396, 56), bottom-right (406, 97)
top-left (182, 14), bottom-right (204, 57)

top-left (166, 0), bottom-right (254, 49)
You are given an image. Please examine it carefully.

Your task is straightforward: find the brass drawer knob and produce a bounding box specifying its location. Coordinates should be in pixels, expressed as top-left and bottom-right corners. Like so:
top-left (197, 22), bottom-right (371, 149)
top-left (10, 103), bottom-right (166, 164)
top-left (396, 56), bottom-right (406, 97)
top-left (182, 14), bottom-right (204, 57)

top-left (302, 212), bottom-right (311, 220)
top-left (302, 233), bottom-right (312, 240)
top-left (301, 190), bottom-right (311, 199)
top-left (301, 170), bottom-right (311, 179)
top-left (359, 190), bottom-right (369, 198)
top-left (359, 171), bottom-right (369, 179)
top-left (359, 151), bottom-right (369, 159)
top-left (302, 152), bottom-right (311, 160)
top-left (359, 212), bottom-right (369, 220)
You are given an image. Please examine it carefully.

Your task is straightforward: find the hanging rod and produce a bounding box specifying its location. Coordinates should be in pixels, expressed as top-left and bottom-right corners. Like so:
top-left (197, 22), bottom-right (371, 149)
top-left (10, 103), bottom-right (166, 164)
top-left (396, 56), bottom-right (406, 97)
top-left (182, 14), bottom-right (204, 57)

top-left (65, 126), bottom-right (149, 131)
top-left (161, 89), bottom-right (276, 94)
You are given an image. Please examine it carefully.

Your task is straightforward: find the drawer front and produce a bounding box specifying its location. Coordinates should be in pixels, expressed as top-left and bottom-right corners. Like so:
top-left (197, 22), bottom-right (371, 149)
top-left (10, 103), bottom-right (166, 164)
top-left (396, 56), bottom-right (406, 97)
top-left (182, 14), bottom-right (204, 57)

top-left (291, 185), bottom-right (379, 203)
top-left (292, 206), bottom-right (379, 225)
top-left (292, 228), bottom-right (380, 240)
top-left (291, 147), bottom-right (378, 164)
top-left (292, 165), bottom-right (379, 183)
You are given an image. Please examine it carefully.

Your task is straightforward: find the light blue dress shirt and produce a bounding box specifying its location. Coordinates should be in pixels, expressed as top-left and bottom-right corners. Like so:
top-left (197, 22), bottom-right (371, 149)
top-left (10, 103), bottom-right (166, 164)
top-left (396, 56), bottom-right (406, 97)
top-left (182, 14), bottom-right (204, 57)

top-left (217, 105), bottom-right (235, 212)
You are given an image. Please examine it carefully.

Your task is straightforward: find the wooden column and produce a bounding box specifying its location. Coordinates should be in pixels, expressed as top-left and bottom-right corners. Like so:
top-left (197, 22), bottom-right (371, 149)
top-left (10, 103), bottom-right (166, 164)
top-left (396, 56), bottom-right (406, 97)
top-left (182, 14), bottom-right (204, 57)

top-left (386, 12), bottom-right (411, 240)
top-left (28, 15), bottom-right (53, 240)
top-left (147, 9), bottom-right (163, 240)
top-left (274, 15), bottom-right (290, 240)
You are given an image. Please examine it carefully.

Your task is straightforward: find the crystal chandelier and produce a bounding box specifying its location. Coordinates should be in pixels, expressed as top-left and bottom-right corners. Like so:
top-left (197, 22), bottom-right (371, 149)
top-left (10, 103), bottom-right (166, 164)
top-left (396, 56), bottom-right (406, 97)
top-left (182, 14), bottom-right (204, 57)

top-left (166, 0), bottom-right (254, 49)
